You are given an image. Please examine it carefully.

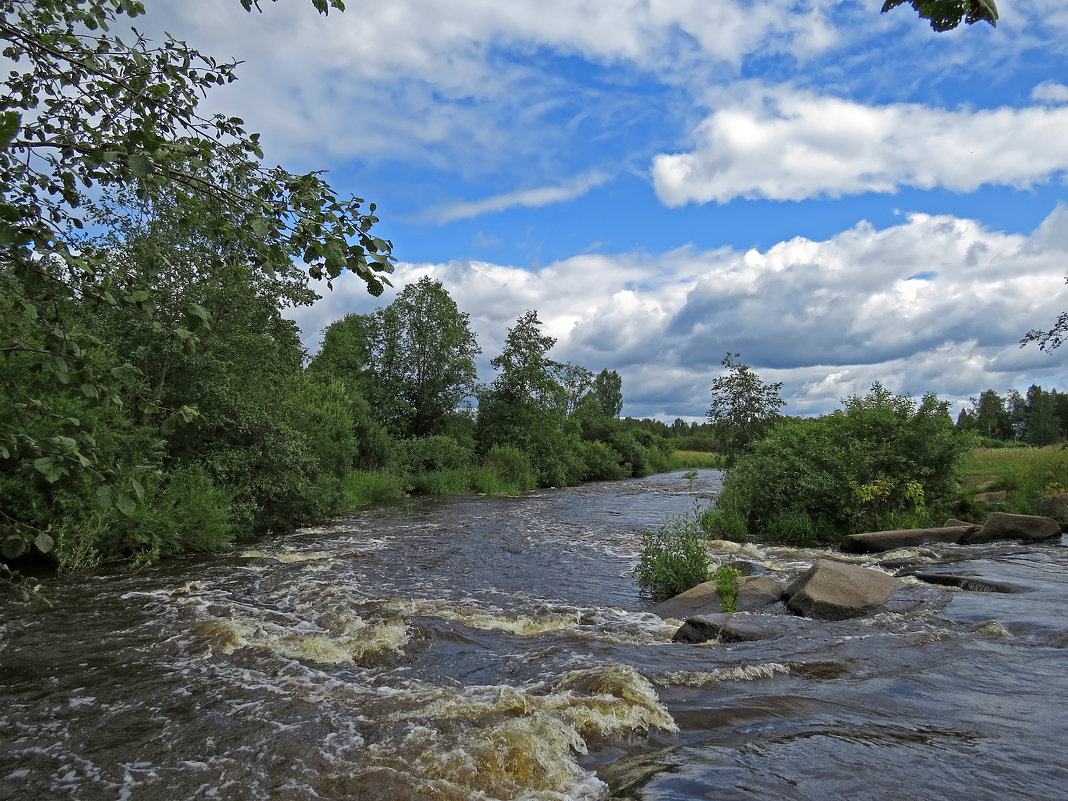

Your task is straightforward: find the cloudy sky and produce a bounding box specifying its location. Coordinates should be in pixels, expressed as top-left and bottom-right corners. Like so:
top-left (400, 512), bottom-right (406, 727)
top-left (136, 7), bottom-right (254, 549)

top-left (142, 0), bottom-right (1068, 420)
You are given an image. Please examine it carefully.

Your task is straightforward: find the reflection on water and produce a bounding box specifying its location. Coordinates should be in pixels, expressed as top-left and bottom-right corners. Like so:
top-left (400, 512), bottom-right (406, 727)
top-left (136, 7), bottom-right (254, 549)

top-left (2, 470), bottom-right (1067, 801)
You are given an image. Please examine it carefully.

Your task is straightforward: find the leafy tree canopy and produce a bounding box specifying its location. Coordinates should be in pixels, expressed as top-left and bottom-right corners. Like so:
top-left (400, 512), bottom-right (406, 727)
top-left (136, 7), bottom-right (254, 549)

top-left (1, 0), bottom-right (392, 557)
top-left (881, 0), bottom-right (998, 31)
top-left (706, 353), bottom-right (786, 464)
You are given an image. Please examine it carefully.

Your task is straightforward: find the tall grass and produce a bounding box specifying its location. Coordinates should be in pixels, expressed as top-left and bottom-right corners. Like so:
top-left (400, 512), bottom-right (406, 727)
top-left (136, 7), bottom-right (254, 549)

top-left (341, 470), bottom-right (406, 510)
top-left (663, 450), bottom-right (726, 470)
top-left (958, 445), bottom-right (1068, 514)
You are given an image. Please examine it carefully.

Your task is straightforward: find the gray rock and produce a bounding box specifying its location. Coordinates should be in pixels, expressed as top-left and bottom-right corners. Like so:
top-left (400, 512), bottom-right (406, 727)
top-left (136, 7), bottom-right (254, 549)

top-left (1031, 493), bottom-right (1068, 521)
top-left (733, 575), bottom-right (785, 612)
top-left (962, 511), bottom-right (1062, 544)
top-left (973, 491), bottom-right (1008, 504)
top-left (649, 580), bottom-right (723, 619)
top-left (672, 614), bottom-right (775, 644)
top-left (671, 611), bottom-right (817, 645)
top-left (783, 559), bottom-right (901, 620)
top-left (840, 525), bottom-right (977, 554)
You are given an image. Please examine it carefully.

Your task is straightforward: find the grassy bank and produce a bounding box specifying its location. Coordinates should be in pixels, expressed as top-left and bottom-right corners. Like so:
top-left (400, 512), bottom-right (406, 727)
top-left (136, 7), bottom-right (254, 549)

top-left (663, 450), bottom-right (726, 470)
top-left (956, 445), bottom-right (1068, 516)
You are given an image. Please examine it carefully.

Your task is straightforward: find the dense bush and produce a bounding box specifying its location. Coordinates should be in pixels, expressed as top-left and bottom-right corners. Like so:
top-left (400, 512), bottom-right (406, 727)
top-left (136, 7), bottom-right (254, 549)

top-left (705, 384), bottom-right (970, 545)
top-left (634, 503), bottom-right (712, 601)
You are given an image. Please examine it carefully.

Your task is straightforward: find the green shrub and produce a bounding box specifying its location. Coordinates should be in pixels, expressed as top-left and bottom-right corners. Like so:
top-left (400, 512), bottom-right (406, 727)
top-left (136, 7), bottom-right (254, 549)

top-left (705, 384), bottom-right (969, 545)
top-left (53, 465), bottom-right (236, 571)
top-left (481, 445), bottom-right (535, 492)
top-left (580, 441), bottom-right (629, 481)
top-left (410, 468), bottom-right (470, 495)
top-left (635, 504), bottom-right (711, 601)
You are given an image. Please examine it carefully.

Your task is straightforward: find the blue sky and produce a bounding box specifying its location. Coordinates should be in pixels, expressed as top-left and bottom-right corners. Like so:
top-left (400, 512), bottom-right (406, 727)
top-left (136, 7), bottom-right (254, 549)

top-left (143, 0), bottom-right (1068, 420)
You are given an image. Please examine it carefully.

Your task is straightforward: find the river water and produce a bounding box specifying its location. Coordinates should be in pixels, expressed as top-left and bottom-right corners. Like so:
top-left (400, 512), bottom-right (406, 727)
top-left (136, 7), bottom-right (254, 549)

top-left (2, 470), bottom-right (1067, 800)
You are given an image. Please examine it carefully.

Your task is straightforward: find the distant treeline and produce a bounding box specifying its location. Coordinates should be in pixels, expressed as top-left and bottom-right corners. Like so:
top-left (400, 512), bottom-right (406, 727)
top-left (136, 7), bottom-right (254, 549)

top-left (954, 386), bottom-right (1068, 446)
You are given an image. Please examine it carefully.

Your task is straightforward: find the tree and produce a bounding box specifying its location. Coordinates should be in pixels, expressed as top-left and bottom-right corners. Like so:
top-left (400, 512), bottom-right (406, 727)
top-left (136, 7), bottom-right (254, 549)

top-left (881, 0), bottom-right (998, 31)
top-left (970, 389), bottom-right (1013, 441)
top-left (367, 277), bottom-right (480, 438)
top-left (477, 310), bottom-right (581, 485)
top-left (706, 353), bottom-right (786, 464)
top-left (556, 362), bottom-right (594, 418)
top-left (1024, 384), bottom-right (1060, 446)
top-left (592, 369), bottom-right (624, 419)
top-left (1, 0), bottom-right (392, 559)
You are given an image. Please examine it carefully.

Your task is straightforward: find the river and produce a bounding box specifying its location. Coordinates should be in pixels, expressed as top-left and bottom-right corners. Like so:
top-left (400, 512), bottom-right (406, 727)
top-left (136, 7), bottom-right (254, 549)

top-left (2, 470), bottom-right (1067, 800)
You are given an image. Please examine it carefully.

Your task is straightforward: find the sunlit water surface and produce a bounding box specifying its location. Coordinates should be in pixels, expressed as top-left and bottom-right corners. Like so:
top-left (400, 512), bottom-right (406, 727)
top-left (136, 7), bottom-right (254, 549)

top-left (2, 470), bottom-right (1067, 800)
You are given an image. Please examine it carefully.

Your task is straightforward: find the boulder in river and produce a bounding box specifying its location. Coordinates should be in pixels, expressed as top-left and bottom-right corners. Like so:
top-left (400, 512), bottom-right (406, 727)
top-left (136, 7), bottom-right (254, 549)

top-left (840, 524), bottom-right (978, 554)
top-left (783, 559), bottom-right (901, 620)
top-left (650, 580), bottom-right (724, 619)
top-left (672, 612), bottom-right (800, 644)
top-left (652, 574), bottom-right (784, 619)
top-left (733, 575), bottom-right (785, 612)
top-left (961, 511), bottom-right (1062, 544)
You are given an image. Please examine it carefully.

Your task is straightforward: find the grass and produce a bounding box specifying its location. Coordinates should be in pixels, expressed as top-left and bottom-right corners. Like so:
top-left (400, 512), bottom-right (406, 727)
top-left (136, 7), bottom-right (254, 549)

top-left (713, 564), bottom-right (741, 613)
top-left (956, 445), bottom-right (1068, 516)
top-left (341, 470), bottom-right (406, 510)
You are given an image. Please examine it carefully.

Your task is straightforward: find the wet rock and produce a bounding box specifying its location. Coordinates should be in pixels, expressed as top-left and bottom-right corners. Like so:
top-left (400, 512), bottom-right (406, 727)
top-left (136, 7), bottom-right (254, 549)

top-left (1031, 493), bottom-right (1068, 522)
top-left (783, 559), bottom-right (901, 620)
top-left (649, 581), bottom-right (724, 619)
top-left (733, 575), bottom-right (785, 612)
top-left (672, 613), bottom-right (780, 644)
top-left (840, 525), bottom-right (977, 554)
top-left (943, 518), bottom-right (974, 527)
top-left (671, 611), bottom-right (820, 645)
top-left (961, 511), bottom-right (1062, 544)
top-left (910, 573), bottom-right (1023, 594)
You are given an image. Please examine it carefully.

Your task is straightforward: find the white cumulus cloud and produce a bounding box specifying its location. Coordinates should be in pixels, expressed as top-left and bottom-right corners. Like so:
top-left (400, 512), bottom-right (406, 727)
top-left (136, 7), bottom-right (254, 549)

top-left (652, 87), bottom-right (1068, 206)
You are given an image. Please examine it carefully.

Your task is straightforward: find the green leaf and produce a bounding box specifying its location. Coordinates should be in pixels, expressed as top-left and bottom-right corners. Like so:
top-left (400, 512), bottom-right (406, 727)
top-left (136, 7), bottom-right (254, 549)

top-left (128, 153), bottom-right (152, 178)
top-left (131, 478), bottom-right (144, 500)
top-left (1, 536), bottom-right (28, 561)
top-left (0, 111), bottom-right (21, 149)
top-left (34, 532), bottom-right (55, 554)
top-left (96, 483), bottom-right (117, 508)
top-left (115, 491), bottom-right (137, 516)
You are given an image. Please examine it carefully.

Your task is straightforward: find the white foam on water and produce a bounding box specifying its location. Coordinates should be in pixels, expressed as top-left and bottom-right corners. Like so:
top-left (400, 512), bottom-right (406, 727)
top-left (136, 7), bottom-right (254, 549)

top-left (655, 662), bottom-right (791, 686)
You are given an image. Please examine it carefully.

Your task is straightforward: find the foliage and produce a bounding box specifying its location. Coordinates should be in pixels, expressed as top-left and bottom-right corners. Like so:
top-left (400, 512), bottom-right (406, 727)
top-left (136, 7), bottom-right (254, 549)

top-left (1, 0), bottom-right (392, 561)
top-left (340, 470), bottom-right (406, 510)
top-left (881, 0), bottom-right (997, 31)
top-left (706, 353), bottom-right (786, 465)
top-left (591, 369), bottom-right (623, 418)
top-left (634, 503), bottom-right (711, 602)
top-left (957, 445), bottom-right (1068, 517)
top-left (713, 564), bottom-right (741, 614)
top-left (706, 383), bottom-right (969, 545)
top-left (480, 444), bottom-right (535, 493)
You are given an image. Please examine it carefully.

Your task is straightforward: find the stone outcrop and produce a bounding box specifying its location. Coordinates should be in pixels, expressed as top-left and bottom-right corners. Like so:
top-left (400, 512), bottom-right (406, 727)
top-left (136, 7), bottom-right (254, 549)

top-left (960, 511), bottom-right (1062, 544)
top-left (732, 575), bottom-right (785, 612)
top-left (783, 559), bottom-right (901, 620)
top-left (672, 613), bottom-right (779, 644)
top-left (1032, 493), bottom-right (1068, 522)
top-left (651, 575), bottom-right (784, 620)
top-left (840, 525), bottom-right (978, 554)
top-left (649, 580), bottom-right (724, 619)
top-left (973, 491), bottom-right (1008, 504)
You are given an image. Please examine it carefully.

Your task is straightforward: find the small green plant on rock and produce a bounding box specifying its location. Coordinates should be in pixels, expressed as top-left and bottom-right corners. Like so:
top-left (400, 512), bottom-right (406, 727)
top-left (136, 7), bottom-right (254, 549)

top-left (713, 564), bottom-right (741, 613)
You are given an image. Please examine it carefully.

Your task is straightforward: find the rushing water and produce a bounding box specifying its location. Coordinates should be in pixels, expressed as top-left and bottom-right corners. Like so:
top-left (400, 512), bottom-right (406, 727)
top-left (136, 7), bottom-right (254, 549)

top-left (2, 470), bottom-right (1068, 801)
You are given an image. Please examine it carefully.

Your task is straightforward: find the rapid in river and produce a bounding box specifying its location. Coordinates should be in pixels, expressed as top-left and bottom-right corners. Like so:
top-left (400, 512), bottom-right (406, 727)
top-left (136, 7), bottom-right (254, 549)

top-left (2, 470), bottom-right (1067, 800)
